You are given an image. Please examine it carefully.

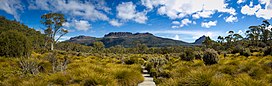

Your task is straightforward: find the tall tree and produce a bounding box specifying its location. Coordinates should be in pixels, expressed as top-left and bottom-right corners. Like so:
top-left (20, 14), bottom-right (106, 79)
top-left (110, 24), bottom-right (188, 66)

top-left (41, 13), bottom-right (68, 51)
top-left (260, 20), bottom-right (271, 43)
top-left (217, 36), bottom-right (224, 44)
top-left (233, 33), bottom-right (243, 42)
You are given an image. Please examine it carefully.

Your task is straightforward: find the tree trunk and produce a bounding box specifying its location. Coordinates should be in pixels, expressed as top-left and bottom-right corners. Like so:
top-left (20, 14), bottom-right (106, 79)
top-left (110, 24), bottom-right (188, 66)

top-left (51, 42), bottom-right (54, 51)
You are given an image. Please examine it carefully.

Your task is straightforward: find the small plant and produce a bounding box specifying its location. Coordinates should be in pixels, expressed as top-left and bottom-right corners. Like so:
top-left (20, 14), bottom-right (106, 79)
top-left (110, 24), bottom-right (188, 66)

top-left (203, 49), bottom-right (219, 65)
top-left (19, 58), bottom-right (41, 75)
top-left (46, 53), bottom-right (69, 73)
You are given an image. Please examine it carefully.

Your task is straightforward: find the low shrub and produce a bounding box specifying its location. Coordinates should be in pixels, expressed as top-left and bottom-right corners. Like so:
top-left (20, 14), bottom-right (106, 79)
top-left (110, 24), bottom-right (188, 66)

top-left (180, 50), bottom-right (195, 61)
top-left (264, 47), bottom-right (272, 56)
top-left (240, 48), bottom-right (251, 57)
top-left (203, 49), bottom-right (219, 65)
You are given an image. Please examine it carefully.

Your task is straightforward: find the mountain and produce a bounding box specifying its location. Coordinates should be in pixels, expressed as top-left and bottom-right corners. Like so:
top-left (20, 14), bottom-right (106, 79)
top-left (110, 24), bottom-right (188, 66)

top-left (65, 32), bottom-right (193, 47)
top-left (193, 35), bottom-right (207, 44)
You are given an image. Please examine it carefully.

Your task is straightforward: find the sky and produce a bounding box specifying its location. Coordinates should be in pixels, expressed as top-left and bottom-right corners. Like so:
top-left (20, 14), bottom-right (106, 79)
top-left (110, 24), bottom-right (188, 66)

top-left (0, 0), bottom-right (272, 42)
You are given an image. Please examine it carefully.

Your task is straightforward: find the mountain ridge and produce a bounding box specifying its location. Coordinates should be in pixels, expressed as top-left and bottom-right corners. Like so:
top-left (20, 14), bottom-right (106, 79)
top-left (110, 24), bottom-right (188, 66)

top-left (65, 32), bottom-right (206, 47)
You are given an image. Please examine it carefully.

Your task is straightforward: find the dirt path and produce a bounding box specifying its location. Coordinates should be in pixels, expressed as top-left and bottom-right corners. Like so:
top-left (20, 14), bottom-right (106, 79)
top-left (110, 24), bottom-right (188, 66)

top-left (138, 66), bottom-right (156, 86)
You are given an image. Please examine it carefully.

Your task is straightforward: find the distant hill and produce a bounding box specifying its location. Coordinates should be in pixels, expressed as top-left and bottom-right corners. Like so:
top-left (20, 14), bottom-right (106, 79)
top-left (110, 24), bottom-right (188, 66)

top-left (66, 32), bottom-right (206, 48)
top-left (193, 35), bottom-right (207, 45)
top-left (0, 16), bottom-right (46, 49)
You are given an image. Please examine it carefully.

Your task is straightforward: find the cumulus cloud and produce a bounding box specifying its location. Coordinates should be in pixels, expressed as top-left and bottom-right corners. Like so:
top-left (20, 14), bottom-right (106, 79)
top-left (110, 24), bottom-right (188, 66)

top-left (171, 19), bottom-right (193, 28)
top-left (241, 4), bottom-right (261, 15)
top-left (171, 26), bottom-right (179, 29)
top-left (141, 0), bottom-right (236, 19)
top-left (116, 2), bottom-right (148, 24)
top-left (237, 0), bottom-right (246, 4)
top-left (241, 1), bottom-right (272, 19)
top-left (172, 21), bottom-right (180, 25)
top-left (192, 10), bottom-right (214, 19)
top-left (225, 15), bottom-right (238, 23)
top-left (173, 35), bottom-right (180, 40)
top-left (63, 20), bottom-right (91, 31)
top-left (0, 0), bottom-right (23, 20)
top-left (109, 19), bottom-right (123, 27)
top-left (201, 21), bottom-right (217, 28)
top-left (180, 19), bottom-right (192, 27)
top-left (28, 0), bottom-right (110, 21)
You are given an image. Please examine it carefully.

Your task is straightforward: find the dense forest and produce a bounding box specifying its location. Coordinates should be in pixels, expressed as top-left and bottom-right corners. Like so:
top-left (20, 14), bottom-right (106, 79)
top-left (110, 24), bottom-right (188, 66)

top-left (0, 13), bottom-right (272, 86)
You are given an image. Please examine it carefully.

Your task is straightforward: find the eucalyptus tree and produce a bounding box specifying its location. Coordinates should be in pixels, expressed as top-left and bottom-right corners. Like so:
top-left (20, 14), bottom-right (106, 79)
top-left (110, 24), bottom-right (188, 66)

top-left (217, 36), bottom-right (224, 44)
top-left (41, 13), bottom-right (68, 51)
top-left (260, 20), bottom-right (271, 43)
top-left (233, 33), bottom-right (243, 42)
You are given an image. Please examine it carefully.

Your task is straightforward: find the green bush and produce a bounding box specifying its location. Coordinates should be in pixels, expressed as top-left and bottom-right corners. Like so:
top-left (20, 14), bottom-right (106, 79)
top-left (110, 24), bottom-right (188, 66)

top-left (240, 48), bottom-right (251, 57)
top-left (180, 50), bottom-right (195, 61)
top-left (0, 30), bottom-right (32, 57)
top-left (203, 49), bottom-right (219, 65)
top-left (194, 51), bottom-right (203, 60)
top-left (232, 45), bottom-right (243, 54)
top-left (264, 47), bottom-right (272, 56)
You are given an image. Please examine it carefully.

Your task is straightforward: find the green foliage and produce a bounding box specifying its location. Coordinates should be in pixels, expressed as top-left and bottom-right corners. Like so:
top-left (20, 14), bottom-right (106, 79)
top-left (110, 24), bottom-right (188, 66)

top-left (93, 41), bottom-right (105, 51)
top-left (41, 13), bottom-right (68, 51)
top-left (180, 49), bottom-right (195, 61)
top-left (0, 30), bottom-right (32, 57)
top-left (0, 16), bottom-right (46, 51)
top-left (203, 49), bottom-right (219, 65)
top-left (264, 47), bottom-right (272, 56)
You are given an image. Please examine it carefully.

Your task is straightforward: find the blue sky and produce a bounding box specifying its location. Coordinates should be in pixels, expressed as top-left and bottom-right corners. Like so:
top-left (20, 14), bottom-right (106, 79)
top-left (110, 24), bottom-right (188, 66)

top-left (0, 0), bottom-right (272, 42)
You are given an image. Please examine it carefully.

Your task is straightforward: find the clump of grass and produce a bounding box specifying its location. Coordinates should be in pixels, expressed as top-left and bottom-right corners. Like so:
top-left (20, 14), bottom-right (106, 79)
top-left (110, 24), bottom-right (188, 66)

top-left (210, 73), bottom-right (233, 86)
top-left (218, 65), bottom-right (238, 75)
top-left (179, 68), bottom-right (215, 86)
top-left (114, 68), bottom-right (144, 86)
top-left (234, 73), bottom-right (269, 86)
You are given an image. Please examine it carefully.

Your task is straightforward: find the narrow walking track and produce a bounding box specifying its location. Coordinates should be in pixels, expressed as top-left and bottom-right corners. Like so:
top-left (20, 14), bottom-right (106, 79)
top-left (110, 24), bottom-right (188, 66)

top-left (138, 66), bottom-right (156, 86)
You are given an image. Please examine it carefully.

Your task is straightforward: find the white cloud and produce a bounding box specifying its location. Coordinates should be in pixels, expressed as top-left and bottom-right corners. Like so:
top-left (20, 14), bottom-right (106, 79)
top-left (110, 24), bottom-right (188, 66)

top-left (171, 26), bottom-right (179, 29)
top-left (180, 19), bottom-right (192, 27)
top-left (238, 30), bottom-right (243, 34)
top-left (241, 0), bottom-right (272, 19)
top-left (28, 0), bottom-right (109, 21)
top-left (172, 21), bottom-right (180, 25)
top-left (171, 19), bottom-right (193, 28)
top-left (0, 0), bottom-right (23, 20)
top-left (116, 2), bottom-right (148, 24)
top-left (192, 10), bottom-right (214, 19)
top-left (63, 20), bottom-right (91, 31)
top-left (237, 0), bottom-right (246, 4)
top-left (173, 35), bottom-right (180, 40)
top-left (225, 15), bottom-right (238, 23)
top-left (142, 30), bottom-right (222, 42)
top-left (241, 4), bottom-right (261, 15)
top-left (201, 21), bottom-right (217, 28)
top-left (109, 19), bottom-right (123, 27)
top-left (141, 0), bottom-right (236, 19)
